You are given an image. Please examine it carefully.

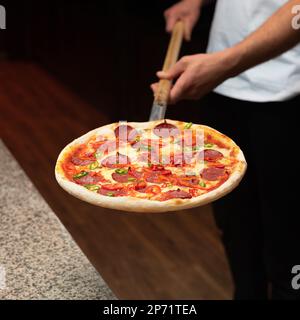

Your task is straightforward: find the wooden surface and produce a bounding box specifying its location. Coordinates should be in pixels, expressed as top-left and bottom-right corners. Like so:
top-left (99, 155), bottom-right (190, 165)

top-left (0, 61), bottom-right (233, 299)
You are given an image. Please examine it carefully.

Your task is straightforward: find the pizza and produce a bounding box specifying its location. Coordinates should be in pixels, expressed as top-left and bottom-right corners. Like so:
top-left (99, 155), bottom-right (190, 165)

top-left (55, 119), bottom-right (247, 212)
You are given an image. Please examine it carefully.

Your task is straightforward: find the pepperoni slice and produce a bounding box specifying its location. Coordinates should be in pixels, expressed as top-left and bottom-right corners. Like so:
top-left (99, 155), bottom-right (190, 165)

top-left (71, 156), bottom-right (95, 166)
top-left (145, 174), bottom-right (164, 184)
top-left (111, 167), bottom-right (142, 183)
top-left (101, 153), bottom-right (130, 168)
top-left (137, 152), bottom-right (160, 164)
top-left (197, 149), bottom-right (223, 162)
top-left (153, 122), bottom-right (180, 138)
top-left (129, 168), bottom-right (143, 179)
top-left (136, 184), bottom-right (161, 194)
top-left (74, 173), bottom-right (102, 185)
top-left (149, 165), bottom-right (171, 175)
top-left (144, 165), bottom-right (172, 183)
top-left (201, 167), bottom-right (226, 181)
top-left (71, 148), bottom-right (96, 166)
top-left (162, 189), bottom-right (192, 201)
top-left (114, 125), bottom-right (137, 142)
top-left (112, 173), bottom-right (133, 183)
top-left (98, 188), bottom-right (126, 197)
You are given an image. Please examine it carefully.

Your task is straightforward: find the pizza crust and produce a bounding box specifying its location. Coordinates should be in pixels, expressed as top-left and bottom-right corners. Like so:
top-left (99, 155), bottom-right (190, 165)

top-left (55, 120), bottom-right (247, 213)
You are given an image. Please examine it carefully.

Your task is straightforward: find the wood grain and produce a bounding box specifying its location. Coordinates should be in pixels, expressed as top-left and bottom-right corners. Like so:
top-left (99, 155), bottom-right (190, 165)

top-left (0, 61), bottom-right (233, 299)
top-left (154, 21), bottom-right (184, 106)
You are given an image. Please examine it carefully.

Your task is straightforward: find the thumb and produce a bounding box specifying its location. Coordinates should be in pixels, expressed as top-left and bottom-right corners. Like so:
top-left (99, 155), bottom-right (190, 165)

top-left (156, 60), bottom-right (185, 80)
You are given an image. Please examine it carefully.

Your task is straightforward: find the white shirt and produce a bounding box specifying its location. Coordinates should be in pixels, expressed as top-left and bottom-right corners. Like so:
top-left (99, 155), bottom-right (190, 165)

top-left (207, 0), bottom-right (300, 102)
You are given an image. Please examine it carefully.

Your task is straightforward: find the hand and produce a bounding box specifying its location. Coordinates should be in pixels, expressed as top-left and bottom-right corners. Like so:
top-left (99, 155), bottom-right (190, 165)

top-left (164, 0), bottom-right (202, 41)
top-left (151, 50), bottom-right (238, 104)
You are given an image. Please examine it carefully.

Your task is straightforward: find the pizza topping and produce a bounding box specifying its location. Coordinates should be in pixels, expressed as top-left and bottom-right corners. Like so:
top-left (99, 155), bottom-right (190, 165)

top-left (71, 156), bottom-right (95, 166)
top-left (114, 125), bottom-right (137, 142)
top-left (89, 161), bottom-right (99, 170)
top-left (161, 189), bottom-right (192, 201)
top-left (149, 164), bottom-right (171, 175)
top-left (73, 171), bottom-right (88, 179)
top-left (136, 184), bottom-right (161, 195)
top-left (169, 152), bottom-right (193, 166)
top-left (137, 152), bottom-right (160, 164)
top-left (149, 164), bottom-right (164, 171)
top-left (101, 153), bottom-right (131, 168)
top-left (146, 185), bottom-right (161, 194)
top-left (197, 149), bottom-right (223, 162)
top-left (74, 172), bottom-right (104, 185)
top-left (101, 183), bottom-right (124, 191)
top-left (99, 182), bottom-right (127, 196)
top-left (199, 181), bottom-right (206, 188)
top-left (115, 168), bottom-right (128, 174)
top-left (153, 121), bottom-right (180, 138)
top-left (61, 121), bottom-right (241, 204)
top-left (144, 165), bottom-right (172, 184)
top-left (84, 184), bottom-right (100, 192)
top-left (131, 139), bottom-right (163, 152)
top-left (112, 173), bottom-right (131, 183)
top-left (201, 167), bottom-right (226, 181)
top-left (145, 174), bottom-right (165, 184)
top-left (112, 169), bottom-right (139, 183)
top-left (98, 188), bottom-right (126, 197)
top-left (177, 176), bottom-right (199, 188)
top-left (184, 122), bottom-right (193, 129)
top-left (134, 181), bottom-right (147, 191)
top-left (96, 140), bottom-right (121, 154)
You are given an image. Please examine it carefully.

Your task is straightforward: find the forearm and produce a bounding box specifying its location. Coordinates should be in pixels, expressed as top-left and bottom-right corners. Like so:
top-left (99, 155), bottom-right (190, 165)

top-left (226, 0), bottom-right (300, 77)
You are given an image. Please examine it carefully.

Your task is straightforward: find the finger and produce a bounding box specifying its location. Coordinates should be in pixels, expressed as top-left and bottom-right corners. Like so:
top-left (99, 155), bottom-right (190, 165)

top-left (156, 61), bottom-right (185, 80)
top-left (169, 74), bottom-right (189, 104)
top-left (150, 83), bottom-right (159, 93)
top-left (164, 9), bottom-right (170, 18)
top-left (183, 18), bottom-right (192, 41)
top-left (166, 14), bottom-right (178, 33)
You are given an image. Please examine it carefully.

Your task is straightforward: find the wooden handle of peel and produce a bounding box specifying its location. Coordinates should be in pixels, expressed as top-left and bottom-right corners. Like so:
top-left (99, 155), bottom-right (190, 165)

top-left (154, 21), bottom-right (184, 106)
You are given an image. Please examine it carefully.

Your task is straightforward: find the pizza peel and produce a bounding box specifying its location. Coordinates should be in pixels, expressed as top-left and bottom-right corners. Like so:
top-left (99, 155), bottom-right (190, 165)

top-left (149, 21), bottom-right (184, 121)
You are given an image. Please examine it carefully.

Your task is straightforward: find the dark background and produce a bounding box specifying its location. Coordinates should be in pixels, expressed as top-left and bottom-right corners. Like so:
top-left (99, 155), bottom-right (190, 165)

top-left (1, 0), bottom-right (215, 122)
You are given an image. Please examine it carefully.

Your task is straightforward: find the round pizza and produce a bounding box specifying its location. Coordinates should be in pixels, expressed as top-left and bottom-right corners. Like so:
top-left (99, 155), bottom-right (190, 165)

top-left (55, 119), bottom-right (247, 213)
